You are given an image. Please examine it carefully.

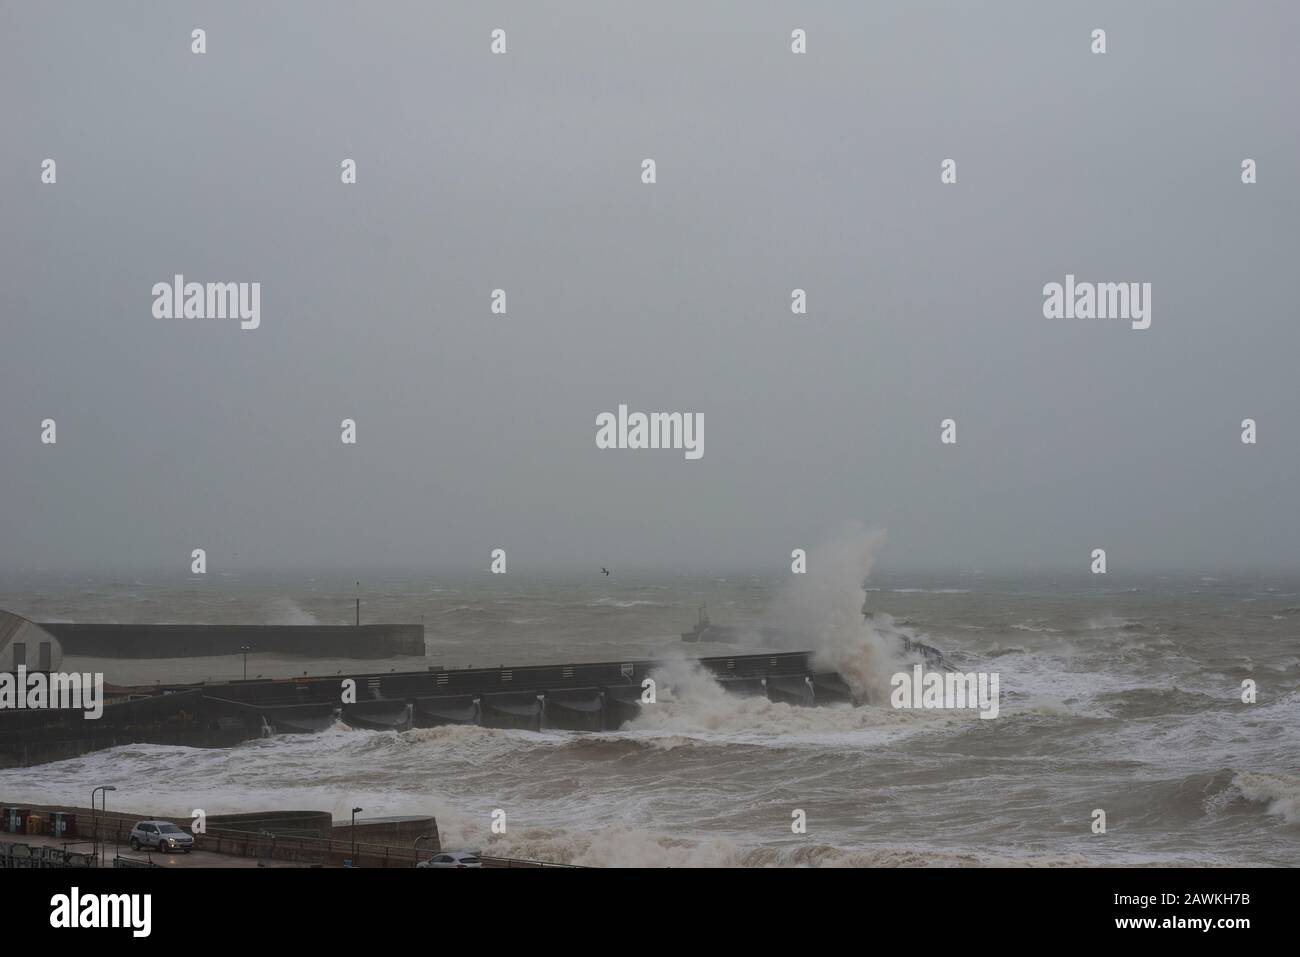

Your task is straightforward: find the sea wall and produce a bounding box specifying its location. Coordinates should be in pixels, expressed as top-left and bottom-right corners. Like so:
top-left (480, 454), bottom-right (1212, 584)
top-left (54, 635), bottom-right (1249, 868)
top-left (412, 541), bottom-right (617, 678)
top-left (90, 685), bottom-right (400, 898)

top-left (39, 623), bottom-right (425, 659)
top-left (0, 690), bottom-right (263, 768)
top-left (0, 651), bottom-right (846, 767)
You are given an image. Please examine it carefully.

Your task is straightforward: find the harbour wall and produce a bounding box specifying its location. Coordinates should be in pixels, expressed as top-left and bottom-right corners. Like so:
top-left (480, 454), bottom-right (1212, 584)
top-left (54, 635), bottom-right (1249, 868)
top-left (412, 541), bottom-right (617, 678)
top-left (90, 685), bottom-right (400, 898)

top-left (38, 622), bottom-right (426, 659)
top-left (0, 651), bottom-right (854, 768)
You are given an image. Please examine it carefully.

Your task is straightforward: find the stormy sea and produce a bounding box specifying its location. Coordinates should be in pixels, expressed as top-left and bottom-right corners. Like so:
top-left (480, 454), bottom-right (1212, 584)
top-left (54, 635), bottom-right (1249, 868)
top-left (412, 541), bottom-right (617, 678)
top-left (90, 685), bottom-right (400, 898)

top-left (2, 548), bottom-right (1296, 867)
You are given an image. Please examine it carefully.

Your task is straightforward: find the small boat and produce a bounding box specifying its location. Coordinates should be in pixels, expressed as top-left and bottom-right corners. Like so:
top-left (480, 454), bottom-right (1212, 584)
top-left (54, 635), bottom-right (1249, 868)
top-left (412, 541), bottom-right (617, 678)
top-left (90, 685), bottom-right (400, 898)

top-left (680, 604), bottom-right (716, 643)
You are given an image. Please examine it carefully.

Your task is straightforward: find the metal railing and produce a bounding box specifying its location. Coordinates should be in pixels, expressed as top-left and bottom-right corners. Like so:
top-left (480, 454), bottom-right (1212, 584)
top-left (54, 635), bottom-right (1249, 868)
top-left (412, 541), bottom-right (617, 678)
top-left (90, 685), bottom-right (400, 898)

top-left (0, 838), bottom-right (98, 868)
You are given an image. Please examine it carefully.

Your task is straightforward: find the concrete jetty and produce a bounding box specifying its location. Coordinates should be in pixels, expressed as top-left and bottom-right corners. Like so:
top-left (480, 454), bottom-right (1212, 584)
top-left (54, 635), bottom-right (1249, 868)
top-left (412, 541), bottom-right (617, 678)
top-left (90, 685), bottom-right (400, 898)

top-left (38, 621), bottom-right (426, 659)
top-left (0, 650), bottom-right (854, 767)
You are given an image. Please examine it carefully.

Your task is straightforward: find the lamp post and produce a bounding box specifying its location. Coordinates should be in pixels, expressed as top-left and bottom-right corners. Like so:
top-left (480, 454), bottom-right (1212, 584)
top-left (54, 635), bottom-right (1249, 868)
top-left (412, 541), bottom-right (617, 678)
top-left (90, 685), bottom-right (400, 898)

top-left (355, 581), bottom-right (360, 626)
top-left (240, 645), bottom-right (252, 681)
top-left (90, 785), bottom-right (116, 866)
top-left (351, 806), bottom-right (363, 865)
top-left (412, 832), bottom-right (436, 868)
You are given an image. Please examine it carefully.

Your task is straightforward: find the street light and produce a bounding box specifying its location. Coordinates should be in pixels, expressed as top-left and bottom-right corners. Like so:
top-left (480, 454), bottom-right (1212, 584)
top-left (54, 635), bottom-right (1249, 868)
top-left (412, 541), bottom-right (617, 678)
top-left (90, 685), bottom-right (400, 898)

top-left (412, 832), bottom-right (436, 868)
top-left (351, 807), bottom-right (363, 864)
top-left (240, 645), bottom-right (252, 681)
top-left (90, 785), bottom-right (116, 865)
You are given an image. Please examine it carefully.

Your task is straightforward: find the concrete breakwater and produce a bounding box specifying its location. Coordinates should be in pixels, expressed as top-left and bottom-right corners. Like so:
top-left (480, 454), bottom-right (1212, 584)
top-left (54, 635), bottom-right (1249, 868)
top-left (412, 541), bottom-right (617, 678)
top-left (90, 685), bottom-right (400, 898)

top-left (1, 651), bottom-right (857, 768)
top-left (40, 622), bottom-right (426, 659)
top-left (0, 689), bottom-right (261, 768)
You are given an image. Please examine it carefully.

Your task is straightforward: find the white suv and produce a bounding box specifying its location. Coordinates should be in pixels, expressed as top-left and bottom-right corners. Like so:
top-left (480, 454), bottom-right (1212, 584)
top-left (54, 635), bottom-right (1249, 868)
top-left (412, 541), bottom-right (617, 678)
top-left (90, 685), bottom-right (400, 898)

top-left (128, 820), bottom-right (195, 854)
top-left (417, 850), bottom-right (482, 868)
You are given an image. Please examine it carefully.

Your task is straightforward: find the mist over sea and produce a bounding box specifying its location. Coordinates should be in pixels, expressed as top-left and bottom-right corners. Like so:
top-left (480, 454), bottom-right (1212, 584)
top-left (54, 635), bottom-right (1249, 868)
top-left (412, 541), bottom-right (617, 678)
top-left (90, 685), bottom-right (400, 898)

top-left (1, 567), bottom-right (1297, 867)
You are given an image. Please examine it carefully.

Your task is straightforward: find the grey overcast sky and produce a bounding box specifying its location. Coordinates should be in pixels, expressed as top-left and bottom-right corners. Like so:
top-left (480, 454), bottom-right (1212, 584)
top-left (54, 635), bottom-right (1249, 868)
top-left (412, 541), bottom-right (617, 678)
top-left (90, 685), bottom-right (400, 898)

top-left (2, 1), bottom-right (1298, 576)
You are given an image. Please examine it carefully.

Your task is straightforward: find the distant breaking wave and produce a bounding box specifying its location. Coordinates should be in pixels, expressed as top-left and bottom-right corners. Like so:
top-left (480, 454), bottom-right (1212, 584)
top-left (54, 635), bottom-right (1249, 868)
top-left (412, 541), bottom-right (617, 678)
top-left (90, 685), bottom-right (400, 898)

top-left (1233, 772), bottom-right (1300, 825)
top-left (265, 598), bottom-right (319, 625)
